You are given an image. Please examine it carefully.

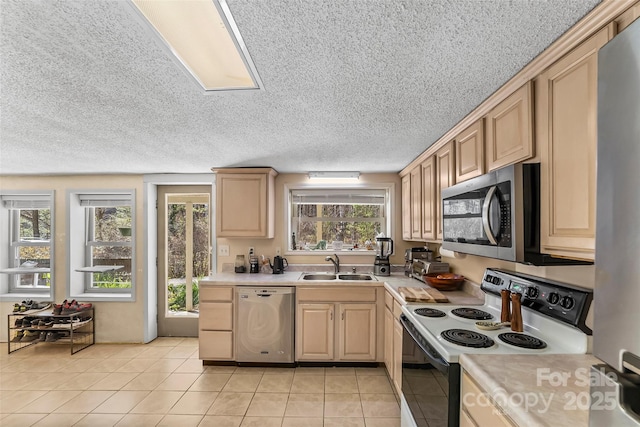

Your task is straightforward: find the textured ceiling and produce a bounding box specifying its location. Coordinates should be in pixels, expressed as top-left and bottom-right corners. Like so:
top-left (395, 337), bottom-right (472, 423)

top-left (0, 0), bottom-right (600, 175)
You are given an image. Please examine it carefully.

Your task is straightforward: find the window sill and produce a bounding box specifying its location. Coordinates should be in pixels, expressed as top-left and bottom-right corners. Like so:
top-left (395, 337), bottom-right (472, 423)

top-left (285, 249), bottom-right (377, 256)
top-left (0, 292), bottom-right (52, 302)
top-left (69, 292), bottom-right (134, 302)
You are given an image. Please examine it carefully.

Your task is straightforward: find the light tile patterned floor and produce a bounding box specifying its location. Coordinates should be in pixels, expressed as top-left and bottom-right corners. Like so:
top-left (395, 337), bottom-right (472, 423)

top-left (0, 338), bottom-right (400, 427)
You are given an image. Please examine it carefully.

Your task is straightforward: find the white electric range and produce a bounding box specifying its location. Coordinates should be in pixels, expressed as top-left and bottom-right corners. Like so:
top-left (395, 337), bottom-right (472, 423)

top-left (399, 268), bottom-right (593, 427)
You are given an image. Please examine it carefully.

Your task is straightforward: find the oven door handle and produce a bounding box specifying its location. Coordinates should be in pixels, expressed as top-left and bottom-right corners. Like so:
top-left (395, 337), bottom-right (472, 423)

top-left (400, 315), bottom-right (450, 371)
top-left (482, 185), bottom-right (500, 245)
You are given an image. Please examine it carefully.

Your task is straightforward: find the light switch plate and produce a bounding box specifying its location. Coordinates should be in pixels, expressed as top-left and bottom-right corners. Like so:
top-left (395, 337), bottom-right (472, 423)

top-left (218, 245), bottom-right (230, 256)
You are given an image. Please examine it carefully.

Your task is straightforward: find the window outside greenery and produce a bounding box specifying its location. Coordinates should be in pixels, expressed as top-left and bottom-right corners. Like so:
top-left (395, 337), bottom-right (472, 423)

top-left (166, 202), bottom-right (209, 313)
top-left (289, 188), bottom-right (388, 252)
top-left (15, 208), bottom-right (52, 288)
top-left (1, 192), bottom-right (54, 295)
top-left (87, 206), bottom-right (132, 289)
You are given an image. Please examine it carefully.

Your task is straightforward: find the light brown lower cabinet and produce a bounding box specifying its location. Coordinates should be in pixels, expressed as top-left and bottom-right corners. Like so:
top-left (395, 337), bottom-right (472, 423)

top-left (384, 291), bottom-right (402, 395)
top-left (384, 291), bottom-right (405, 396)
top-left (392, 315), bottom-right (403, 396)
top-left (199, 287), bottom-right (234, 361)
top-left (296, 287), bottom-right (379, 362)
top-left (460, 370), bottom-right (516, 427)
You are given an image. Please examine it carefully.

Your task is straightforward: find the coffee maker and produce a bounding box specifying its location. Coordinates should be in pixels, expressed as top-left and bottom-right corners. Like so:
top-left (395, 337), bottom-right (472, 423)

top-left (373, 237), bottom-right (393, 276)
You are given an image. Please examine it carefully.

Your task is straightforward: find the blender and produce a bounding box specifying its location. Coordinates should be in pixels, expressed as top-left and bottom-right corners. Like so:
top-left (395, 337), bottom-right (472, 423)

top-left (373, 237), bottom-right (393, 276)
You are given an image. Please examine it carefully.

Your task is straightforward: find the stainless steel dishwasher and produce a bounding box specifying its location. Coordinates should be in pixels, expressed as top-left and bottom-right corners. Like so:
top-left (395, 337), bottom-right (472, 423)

top-left (236, 287), bottom-right (295, 364)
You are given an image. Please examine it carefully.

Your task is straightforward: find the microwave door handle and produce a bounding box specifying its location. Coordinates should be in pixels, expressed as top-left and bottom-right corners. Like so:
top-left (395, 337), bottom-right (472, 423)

top-left (482, 185), bottom-right (499, 245)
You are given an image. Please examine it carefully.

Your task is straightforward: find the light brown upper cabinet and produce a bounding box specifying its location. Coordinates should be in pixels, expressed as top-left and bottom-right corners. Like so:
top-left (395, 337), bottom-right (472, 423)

top-left (401, 157), bottom-right (436, 242)
top-left (401, 174), bottom-right (412, 240)
top-left (421, 157), bottom-right (437, 240)
top-left (410, 166), bottom-right (422, 239)
top-left (614, 1), bottom-right (640, 34)
top-left (435, 141), bottom-right (455, 240)
top-left (535, 26), bottom-right (612, 261)
top-left (213, 167), bottom-right (278, 238)
top-left (455, 119), bottom-right (485, 182)
top-left (485, 81), bottom-right (534, 171)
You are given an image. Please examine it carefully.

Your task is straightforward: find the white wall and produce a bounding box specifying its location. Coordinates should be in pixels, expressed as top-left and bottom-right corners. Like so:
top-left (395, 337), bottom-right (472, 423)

top-left (0, 175), bottom-right (146, 343)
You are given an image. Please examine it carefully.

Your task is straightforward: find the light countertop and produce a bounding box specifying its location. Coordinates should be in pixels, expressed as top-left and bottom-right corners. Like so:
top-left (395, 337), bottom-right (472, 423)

top-left (460, 353), bottom-right (602, 427)
top-left (199, 271), bottom-right (484, 306)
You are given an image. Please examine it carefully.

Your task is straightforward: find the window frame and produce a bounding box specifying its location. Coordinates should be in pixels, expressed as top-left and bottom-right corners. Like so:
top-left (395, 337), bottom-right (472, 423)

top-left (284, 182), bottom-right (394, 255)
top-left (67, 189), bottom-right (136, 301)
top-left (0, 191), bottom-right (55, 300)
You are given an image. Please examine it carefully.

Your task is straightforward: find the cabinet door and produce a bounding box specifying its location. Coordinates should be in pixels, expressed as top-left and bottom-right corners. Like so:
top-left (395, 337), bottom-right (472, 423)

top-left (217, 172), bottom-right (273, 238)
top-left (455, 119), bottom-right (485, 182)
top-left (461, 371), bottom-right (515, 427)
top-left (392, 317), bottom-right (403, 396)
top-left (384, 306), bottom-right (394, 379)
top-left (296, 303), bottom-right (334, 361)
top-left (436, 141), bottom-right (455, 240)
top-left (421, 157), bottom-right (437, 240)
top-left (536, 27), bottom-right (611, 261)
top-left (338, 303), bottom-right (376, 361)
top-left (486, 81), bottom-right (534, 171)
top-left (409, 166), bottom-right (422, 240)
top-left (401, 174), bottom-right (412, 240)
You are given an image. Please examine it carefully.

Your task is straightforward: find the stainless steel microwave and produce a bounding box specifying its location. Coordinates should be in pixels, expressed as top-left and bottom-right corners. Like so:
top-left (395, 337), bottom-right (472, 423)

top-left (441, 163), bottom-right (591, 265)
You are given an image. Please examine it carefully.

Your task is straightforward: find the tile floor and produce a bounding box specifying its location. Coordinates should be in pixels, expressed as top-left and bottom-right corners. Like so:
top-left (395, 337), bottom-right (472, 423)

top-left (0, 338), bottom-right (400, 427)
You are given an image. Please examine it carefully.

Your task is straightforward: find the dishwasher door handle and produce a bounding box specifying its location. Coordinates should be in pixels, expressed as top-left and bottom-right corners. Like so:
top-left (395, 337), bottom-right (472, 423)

top-left (257, 294), bottom-right (272, 297)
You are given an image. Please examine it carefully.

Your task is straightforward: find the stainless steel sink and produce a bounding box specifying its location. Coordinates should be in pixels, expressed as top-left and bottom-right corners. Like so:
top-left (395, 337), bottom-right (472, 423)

top-left (301, 274), bottom-right (337, 280)
top-left (337, 274), bottom-right (376, 281)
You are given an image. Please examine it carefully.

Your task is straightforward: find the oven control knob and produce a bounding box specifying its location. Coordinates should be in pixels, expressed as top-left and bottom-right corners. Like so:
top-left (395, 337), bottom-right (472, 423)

top-left (560, 296), bottom-right (575, 310)
top-left (547, 292), bottom-right (560, 305)
top-left (525, 287), bottom-right (539, 299)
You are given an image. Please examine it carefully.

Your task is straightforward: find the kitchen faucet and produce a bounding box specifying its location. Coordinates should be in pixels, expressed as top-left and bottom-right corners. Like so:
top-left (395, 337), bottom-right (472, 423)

top-left (325, 254), bottom-right (340, 274)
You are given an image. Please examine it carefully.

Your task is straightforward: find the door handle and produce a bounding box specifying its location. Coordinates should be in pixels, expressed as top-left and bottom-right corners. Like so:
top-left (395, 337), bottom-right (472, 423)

top-left (482, 185), bottom-right (500, 245)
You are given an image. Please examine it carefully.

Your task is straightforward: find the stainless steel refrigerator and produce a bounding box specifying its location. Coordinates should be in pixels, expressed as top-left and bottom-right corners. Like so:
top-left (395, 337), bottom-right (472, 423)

top-left (591, 17), bottom-right (640, 427)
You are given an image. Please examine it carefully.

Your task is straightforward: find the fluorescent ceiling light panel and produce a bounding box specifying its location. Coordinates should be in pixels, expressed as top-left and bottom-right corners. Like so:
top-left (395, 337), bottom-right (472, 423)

top-left (308, 171), bottom-right (360, 180)
top-left (131, 0), bottom-right (262, 91)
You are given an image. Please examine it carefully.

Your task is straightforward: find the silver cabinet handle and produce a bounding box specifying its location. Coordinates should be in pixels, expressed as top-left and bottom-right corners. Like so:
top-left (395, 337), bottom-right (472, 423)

top-left (482, 185), bottom-right (499, 245)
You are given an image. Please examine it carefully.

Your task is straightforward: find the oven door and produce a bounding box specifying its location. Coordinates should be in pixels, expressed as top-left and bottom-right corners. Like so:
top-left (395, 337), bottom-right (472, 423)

top-left (400, 315), bottom-right (460, 427)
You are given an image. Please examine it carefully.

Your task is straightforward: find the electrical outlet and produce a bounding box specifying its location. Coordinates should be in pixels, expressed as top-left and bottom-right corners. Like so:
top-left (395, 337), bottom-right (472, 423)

top-left (218, 245), bottom-right (230, 256)
top-left (275, 247), bottom-right (281, 256)
top-left (249, 246), bottom-right (255, 254)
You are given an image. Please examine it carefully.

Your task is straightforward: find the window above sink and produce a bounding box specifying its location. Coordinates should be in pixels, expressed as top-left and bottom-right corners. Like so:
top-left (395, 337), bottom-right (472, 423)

top-left (286, 183), bottom-right (393, 255)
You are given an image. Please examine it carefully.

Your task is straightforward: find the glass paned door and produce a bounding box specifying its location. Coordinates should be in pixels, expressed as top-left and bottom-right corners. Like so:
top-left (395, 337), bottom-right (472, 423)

top-left (157, 186), bottom-right (211, 337)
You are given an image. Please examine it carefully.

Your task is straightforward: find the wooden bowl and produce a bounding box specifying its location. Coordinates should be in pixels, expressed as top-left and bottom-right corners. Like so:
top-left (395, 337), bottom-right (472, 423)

top-left (424, 273), bottom-right (465, 291)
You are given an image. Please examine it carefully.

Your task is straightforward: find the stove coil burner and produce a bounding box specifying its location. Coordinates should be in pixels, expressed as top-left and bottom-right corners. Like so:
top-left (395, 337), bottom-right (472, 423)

top-left (441, 329), bottom-right (495, 348)
top-left (414, 308), bottom-right (446, 318)
top-left (498, 333), bottom-right (547, 350)
top-left (451, 308), bottom-right (493, 320)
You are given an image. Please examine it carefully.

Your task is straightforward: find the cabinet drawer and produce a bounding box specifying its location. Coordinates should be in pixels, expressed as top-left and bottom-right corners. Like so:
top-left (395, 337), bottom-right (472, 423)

top-left (298, 287), bottom-right (376, 302)
top-left (461, 371), bottom-right (514, 427)
top-left (199, 330), bottom-right (233, 360)
top-left (200, 287), bottom-right (233, 302)
top-left (199, 302), bottom-right (233, 330)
